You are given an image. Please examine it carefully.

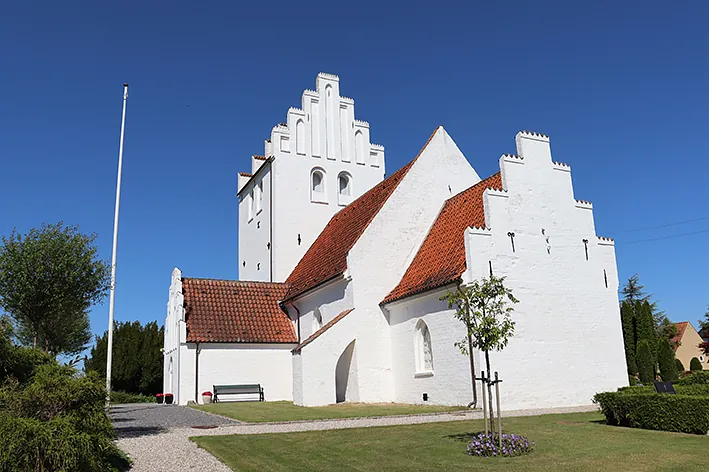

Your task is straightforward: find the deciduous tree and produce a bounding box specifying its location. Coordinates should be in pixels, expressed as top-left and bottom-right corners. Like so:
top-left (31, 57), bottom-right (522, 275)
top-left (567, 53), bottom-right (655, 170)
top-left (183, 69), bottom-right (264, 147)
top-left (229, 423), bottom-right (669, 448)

top-left (0, 223), bottom-right (110, 356)
top-left (441, 275), bottom-right (518, 434)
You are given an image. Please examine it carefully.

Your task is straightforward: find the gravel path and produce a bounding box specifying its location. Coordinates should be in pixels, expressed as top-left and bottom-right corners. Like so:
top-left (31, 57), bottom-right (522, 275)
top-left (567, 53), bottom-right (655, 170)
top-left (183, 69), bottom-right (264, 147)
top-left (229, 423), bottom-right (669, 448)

top-left (114, 404), bottom-right (598, 471)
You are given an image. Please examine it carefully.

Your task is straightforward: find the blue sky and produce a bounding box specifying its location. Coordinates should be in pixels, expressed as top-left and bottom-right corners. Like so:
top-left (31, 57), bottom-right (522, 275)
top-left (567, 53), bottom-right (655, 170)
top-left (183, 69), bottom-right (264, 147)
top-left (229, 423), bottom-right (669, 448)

top-left (1, 1), bottom-right (707, 343)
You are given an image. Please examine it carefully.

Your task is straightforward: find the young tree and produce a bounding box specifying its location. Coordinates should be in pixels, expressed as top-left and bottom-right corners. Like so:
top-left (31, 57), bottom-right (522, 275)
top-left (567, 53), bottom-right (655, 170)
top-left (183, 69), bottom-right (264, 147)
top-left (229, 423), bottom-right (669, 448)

top-left (84, 321), bottom-right (164, 395)
top-left (620, 301), bottom-right (637, 375)
top-left (657, 337), bottom-right (679, 382)
top-left (0, 223), bottom-right (110, 356)
top-left (441, 275), bottom-right (518, 434)
top-left (675, 358), bottom-right (685, 374)
top-left (690, 357), bottom-right (703, 372)
top-left (636, 340), bottom-right (654, 384)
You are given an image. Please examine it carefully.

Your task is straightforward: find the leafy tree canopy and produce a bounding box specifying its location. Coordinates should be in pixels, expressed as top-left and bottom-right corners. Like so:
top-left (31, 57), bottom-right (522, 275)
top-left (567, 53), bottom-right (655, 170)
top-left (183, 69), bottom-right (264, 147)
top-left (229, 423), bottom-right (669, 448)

top-left (0, 223), bottom-right (110, 356)
top-left (84, 320), bottom-right (164, 396)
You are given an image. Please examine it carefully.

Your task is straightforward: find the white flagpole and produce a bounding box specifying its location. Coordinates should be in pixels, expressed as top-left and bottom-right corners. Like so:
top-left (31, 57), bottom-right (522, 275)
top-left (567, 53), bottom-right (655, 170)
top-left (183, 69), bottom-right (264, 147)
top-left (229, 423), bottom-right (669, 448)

top-left (106, 83), bottom-right (129, 405)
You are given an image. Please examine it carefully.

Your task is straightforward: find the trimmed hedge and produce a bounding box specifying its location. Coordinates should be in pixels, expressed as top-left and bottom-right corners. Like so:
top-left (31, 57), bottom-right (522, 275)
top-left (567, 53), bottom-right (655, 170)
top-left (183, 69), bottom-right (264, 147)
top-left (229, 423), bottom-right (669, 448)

top-left (110, 390), bottom-right (154, 404)
top-left (594, 391), bottom-right (709, 435)
top-left (677, 371), bottom-right (709, 385)
top-left (617, 384), bottom-right (709, 396)
top-left (690, 357), bottom-right (703, 371)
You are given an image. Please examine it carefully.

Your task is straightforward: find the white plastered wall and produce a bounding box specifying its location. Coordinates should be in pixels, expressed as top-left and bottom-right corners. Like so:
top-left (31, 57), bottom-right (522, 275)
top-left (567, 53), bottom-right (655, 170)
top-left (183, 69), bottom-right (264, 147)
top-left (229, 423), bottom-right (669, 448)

top-left (301, 127), bottom-right (481, 405)
top-left (388, 288), bottom-right (481, 406)
top-left (238, 163), bottom-right (273, 281)
top-left (460, 131), bottom-right (627, 410)
top-left (194, 343), bottom-right (295, 403)
top-left (287, 278), bottom-right (354, 341)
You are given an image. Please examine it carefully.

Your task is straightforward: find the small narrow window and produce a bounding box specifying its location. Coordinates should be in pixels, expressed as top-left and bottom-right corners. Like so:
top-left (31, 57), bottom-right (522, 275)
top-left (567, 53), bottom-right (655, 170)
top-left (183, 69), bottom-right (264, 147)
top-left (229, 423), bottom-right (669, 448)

top-left (415, 320), bottom-right (434, 374)
top-left (247, 190), bottom-right (254, 221)
top-left (311, 168), bottom-right (327, 203)
top-left (337, 172), bottom-right (352, 205)
top-left (313, 307), bottom-right (323, 333)
top-left (256, 180), bottom-right (263, 214)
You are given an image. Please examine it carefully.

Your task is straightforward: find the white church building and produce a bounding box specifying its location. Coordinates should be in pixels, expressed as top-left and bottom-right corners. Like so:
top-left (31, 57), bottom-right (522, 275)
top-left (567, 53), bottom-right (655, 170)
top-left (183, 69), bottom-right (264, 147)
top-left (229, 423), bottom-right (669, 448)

top-left (163, 73), bottom-right (628, 408)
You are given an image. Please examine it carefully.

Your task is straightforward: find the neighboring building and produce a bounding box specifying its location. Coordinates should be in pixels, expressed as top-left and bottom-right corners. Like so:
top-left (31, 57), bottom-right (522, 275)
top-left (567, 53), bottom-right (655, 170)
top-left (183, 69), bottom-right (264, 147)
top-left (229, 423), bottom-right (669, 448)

top-left (671, 322), bottom-right (708, 371)
top-left (164, 73), bottom-right (628, 408)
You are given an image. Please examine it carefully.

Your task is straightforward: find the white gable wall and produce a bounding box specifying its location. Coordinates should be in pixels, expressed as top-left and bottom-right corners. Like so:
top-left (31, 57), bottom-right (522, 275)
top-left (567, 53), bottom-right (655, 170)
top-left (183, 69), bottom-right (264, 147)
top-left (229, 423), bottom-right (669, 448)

top-left (340, 127), bottom-right (481, 404)
top-left (461, 132), bottom-right (627, 410)
top-left (285, 277), bottom-right (354, 342)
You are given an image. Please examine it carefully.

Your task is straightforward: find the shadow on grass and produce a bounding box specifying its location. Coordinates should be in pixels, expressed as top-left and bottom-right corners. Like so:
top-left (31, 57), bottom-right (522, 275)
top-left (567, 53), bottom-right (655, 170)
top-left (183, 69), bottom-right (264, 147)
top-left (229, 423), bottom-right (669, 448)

top-left (445, 432), bottom-right (487, 443)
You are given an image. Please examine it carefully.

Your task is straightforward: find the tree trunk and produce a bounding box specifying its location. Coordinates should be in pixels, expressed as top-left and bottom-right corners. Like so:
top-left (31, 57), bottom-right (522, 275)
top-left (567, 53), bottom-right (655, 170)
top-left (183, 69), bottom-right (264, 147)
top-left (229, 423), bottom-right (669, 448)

top-left (467, 332), bottom-right (477, 408)
top-left (485, 350), bottom-right (494, 434)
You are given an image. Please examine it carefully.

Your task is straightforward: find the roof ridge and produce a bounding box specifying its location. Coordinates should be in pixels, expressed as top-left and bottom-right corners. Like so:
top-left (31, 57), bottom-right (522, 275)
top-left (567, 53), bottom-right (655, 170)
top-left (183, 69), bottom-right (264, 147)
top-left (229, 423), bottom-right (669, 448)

top-left (182, 276), bottom-right (289, 286)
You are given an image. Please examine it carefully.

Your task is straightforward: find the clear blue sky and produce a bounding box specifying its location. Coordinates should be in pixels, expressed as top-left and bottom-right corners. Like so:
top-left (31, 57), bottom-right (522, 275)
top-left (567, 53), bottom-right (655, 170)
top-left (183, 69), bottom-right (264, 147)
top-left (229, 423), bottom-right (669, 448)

top-left (1, 1), bottom-right (707, 343)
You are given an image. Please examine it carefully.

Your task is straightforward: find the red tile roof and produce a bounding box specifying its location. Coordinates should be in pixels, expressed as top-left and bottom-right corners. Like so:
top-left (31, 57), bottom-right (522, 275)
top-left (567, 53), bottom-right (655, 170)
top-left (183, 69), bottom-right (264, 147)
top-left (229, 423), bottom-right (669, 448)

top-left (283, 129), bottom-right (441, 301)
top-left (382, 173), bottom-right (503, 304)
top-left (183, 278), bottom-right (297, 343)
top-left (293, 309), bottom-right (354, 352)
top-left (671, 322), bottom-right (689, 351)
top-left (239, 172), bottom-right (253, 177)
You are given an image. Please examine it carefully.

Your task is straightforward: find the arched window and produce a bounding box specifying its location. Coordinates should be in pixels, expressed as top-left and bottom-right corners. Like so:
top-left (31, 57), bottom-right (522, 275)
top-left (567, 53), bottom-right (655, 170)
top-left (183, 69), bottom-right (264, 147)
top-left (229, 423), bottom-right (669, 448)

top-left (313, 307), bottom-right (323, 333)
top-left (415, 320), bottom-right (434, 374)
top-left (311, 168), bottom-right (327, 203)
top-left (338, 172), bottom-right (352, 206)
top-left (296, 119), bottom-right (305, 155)
top-left (355, 130), bottom-right (365, 164)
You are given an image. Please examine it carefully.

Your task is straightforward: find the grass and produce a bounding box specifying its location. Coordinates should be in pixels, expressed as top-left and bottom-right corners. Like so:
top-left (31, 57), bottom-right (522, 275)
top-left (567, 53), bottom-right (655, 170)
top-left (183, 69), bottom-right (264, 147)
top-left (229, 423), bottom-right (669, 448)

top-left (191, 400), bottom-right (467, 423)
top-left (192, 411), bottom-right (709, 471)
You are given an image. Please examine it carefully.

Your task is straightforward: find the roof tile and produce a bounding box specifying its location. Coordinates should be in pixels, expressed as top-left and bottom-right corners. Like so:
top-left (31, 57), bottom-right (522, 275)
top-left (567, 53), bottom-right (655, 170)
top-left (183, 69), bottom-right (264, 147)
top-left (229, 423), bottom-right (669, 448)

top-left (382, 173), bottom-right (503, 304)
top-left (183, 278), bottom-right (296, 343)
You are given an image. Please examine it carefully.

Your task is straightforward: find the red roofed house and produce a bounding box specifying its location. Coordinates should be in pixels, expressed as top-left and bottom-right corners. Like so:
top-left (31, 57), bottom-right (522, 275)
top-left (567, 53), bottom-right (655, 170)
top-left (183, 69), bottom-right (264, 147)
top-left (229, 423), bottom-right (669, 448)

top-left (671, 321), bottom-right (708, 371)
top-left (164, 73), bottom-right (628, 408)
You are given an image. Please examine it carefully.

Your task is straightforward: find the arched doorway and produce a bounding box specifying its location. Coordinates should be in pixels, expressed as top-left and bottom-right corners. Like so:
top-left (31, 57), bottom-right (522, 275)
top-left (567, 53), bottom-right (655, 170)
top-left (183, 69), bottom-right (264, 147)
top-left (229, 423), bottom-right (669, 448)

top-left (335, 340), bottom-right (359, 403)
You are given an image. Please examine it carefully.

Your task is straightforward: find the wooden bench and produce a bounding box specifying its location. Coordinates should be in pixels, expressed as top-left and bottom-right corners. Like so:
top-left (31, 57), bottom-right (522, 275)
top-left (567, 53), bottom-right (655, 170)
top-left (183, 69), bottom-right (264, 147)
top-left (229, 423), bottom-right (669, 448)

top-left (213, 384), bottom-right (264, 402)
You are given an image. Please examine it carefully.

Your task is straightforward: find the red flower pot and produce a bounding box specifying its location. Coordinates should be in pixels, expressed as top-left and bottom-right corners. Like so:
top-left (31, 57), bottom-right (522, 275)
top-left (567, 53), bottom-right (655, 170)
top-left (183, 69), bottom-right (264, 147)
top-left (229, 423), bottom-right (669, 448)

top-left (156, 393), bottom-right (164, 404)
top-left (164, 393), bottom-right (174, 405)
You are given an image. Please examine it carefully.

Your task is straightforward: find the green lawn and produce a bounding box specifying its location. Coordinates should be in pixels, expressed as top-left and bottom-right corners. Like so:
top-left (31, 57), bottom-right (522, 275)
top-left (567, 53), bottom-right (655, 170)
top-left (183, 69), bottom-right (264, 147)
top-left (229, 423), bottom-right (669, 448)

top-left (191, 400), bottom-right (467, 423)
top-left (192, 411), bottom-right (709, 471)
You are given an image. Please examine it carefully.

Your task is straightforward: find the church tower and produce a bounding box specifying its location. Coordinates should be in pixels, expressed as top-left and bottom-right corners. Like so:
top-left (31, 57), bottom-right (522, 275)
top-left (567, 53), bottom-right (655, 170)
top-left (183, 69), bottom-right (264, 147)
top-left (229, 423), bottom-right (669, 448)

top-left (237, 73), bottom-right (386, 282)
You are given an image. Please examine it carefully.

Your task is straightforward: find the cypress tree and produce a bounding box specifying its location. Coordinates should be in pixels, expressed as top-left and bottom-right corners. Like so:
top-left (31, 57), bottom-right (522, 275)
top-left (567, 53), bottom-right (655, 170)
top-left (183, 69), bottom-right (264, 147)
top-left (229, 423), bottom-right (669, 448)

top-left (658, 337), bottom-right (679, 381)
top-left (676, 358), bottom-right (685, 373)
top-left (635, 300), bottom-right (657, 363)
top-left (690, 357), bottom-right (703, 372)
top-left (636, 340), bottom-right (654, 384)
top-left (620, 301), bottom-right (637, 375)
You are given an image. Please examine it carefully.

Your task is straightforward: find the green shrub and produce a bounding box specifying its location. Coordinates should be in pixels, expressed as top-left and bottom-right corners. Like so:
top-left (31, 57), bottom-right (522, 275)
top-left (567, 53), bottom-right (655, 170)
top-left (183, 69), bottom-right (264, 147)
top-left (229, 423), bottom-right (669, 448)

top-left (676, 358), bottom-right (685, 373)
top-left (0, 364), bottom-right (129, 471)
top-left (0, 334), bottom-right (54, 385)
top-left (594, 391), bottom-right (709, 434)
top-left (111, 390), bottom-right (154, 404)
top-left (617, 384), bottom-right (709, 396)
top-left (636, 340), bottom-right (654, 383)
top-left (690, 357), bottom-right (703, 371)
top-left (658, 338), bottom-right (679, 381)
top-left (678, 371), bottom-right (709, 385)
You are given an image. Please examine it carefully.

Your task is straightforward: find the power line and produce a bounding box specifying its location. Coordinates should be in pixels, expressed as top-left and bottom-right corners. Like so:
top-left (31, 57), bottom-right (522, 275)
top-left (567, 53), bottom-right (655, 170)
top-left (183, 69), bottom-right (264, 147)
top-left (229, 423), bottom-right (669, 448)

top-left (617, 216), bottom-right (709, 233)
top-left (617, 227), bottom-right (709, 245)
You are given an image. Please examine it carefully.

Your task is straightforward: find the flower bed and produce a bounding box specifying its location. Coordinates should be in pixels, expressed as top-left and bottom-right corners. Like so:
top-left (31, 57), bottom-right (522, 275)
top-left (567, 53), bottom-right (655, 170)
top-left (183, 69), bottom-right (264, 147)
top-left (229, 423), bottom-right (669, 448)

top-left (467, 433), bottom-right (534, 457)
